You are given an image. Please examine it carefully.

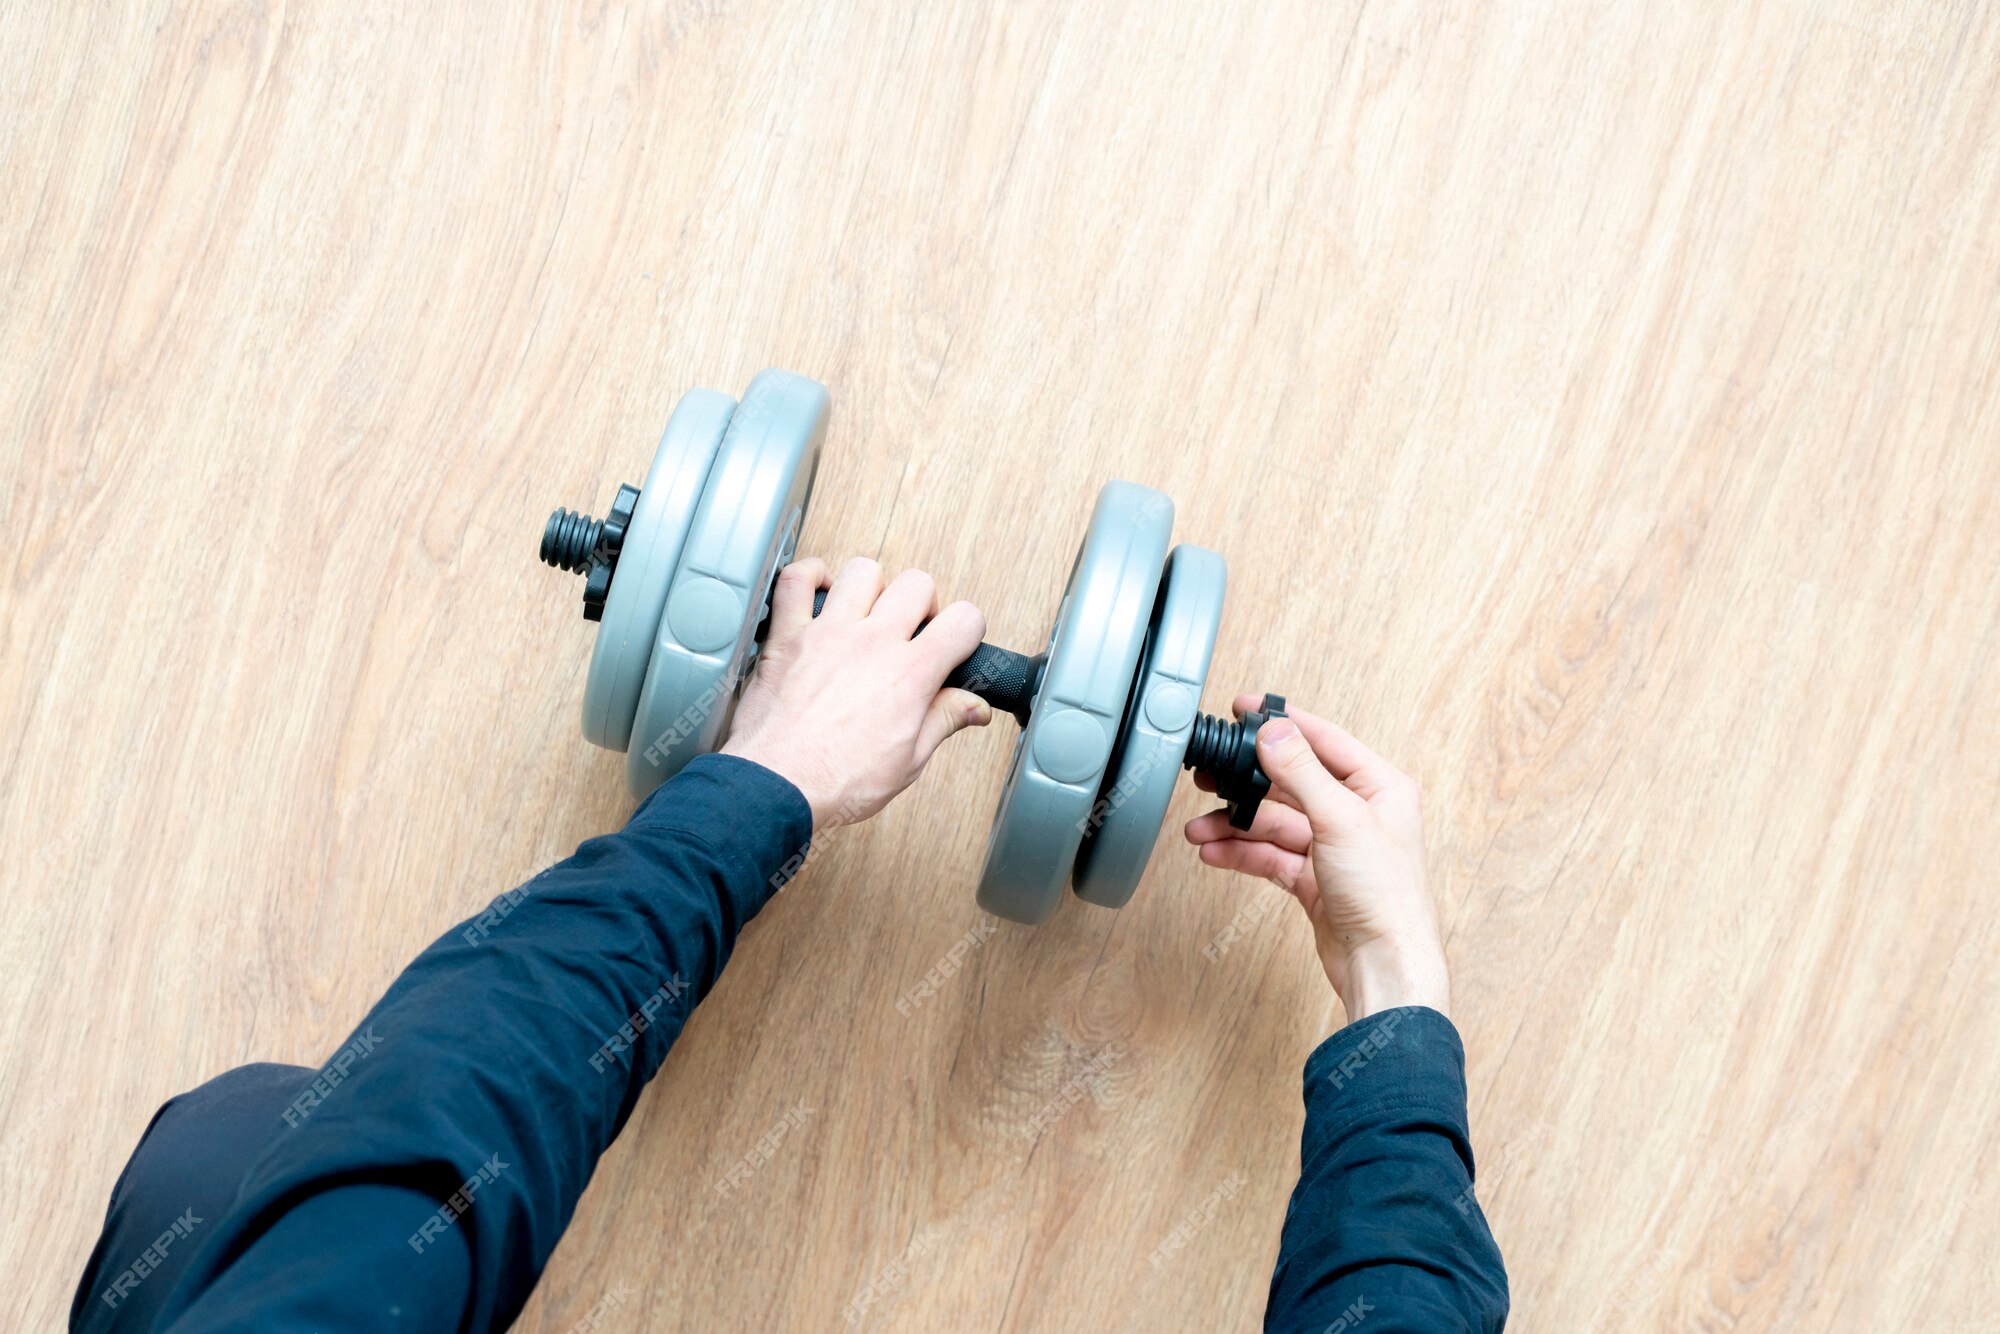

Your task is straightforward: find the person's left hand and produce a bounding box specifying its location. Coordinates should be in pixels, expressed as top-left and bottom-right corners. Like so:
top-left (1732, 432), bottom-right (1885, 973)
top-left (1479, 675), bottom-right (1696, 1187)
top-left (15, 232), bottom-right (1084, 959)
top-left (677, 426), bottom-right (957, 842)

top-left (723, 556), bottom-right (990, 831)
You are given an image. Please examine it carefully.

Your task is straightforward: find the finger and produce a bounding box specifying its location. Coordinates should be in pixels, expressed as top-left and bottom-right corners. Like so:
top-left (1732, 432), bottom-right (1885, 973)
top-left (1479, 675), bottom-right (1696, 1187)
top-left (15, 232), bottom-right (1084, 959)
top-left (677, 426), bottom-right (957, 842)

top-left (766, 558), bottom-right (831, 648)
top-left (1288, 708), bottom-right (1406, 799)
top-left (872, 568), bottom-right (939, 637)
top-left (908, 600), bottom-right (986, 682)
top-left (1256, 716), bottom-right (1366, 837)
top-left (1232, 700), bottom-right (1408, 804)
top-left (1196, 837), bottom-right (1313, 898)
top-left (1253, 782), bottom-right (1301, 812)
top-left (1184, 809), bottom-right (1232, 843)
top-left (915, 687), bottom-right (992, 761)
top-left (1230, 695), bottom-right (1405, 800)
top-left (1184, 798), bottom-right (1313, 853)
top-left (821, 556), bottom-right (885, 620)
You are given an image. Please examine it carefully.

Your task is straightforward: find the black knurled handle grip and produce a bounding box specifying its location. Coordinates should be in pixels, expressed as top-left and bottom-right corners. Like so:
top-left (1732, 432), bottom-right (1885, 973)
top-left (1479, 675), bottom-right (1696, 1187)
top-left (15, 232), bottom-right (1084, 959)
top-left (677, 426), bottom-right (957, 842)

top-left (942, 641), bottom-right (1040, 723)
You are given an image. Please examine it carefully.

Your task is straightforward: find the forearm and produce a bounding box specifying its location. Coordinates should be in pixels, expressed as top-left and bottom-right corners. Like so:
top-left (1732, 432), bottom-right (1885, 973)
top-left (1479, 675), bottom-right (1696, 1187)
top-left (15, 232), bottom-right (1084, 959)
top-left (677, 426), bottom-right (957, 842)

top-left (168, 1183), bottom-right (473, 1331)
top-left (1265, 1007), bottom-right (1508, 1333)
top-left (157, 753), bottom-right (812, 1332)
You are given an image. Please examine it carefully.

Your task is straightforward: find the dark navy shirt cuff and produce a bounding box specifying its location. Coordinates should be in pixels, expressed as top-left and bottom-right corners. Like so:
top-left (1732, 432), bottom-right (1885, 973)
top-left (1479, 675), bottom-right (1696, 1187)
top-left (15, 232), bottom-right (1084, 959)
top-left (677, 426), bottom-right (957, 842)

top-left (1300, 1006), bottom-right (1470, 1156)
top-left (630, 752), bottom-right (816, 915)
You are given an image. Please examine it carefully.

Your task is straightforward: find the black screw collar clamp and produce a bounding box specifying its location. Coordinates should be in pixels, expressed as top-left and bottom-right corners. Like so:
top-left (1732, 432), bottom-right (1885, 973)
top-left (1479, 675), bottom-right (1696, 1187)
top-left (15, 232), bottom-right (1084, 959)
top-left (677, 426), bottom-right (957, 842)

top-left (1182, 693), bottom-right (1287, 830)
top-left (540, 483), bottom-right (639, 622)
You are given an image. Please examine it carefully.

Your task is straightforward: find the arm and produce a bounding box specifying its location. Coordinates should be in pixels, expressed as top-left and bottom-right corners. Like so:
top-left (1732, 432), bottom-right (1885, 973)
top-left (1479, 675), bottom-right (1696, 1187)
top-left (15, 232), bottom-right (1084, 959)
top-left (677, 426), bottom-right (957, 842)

top-left (157, 557), bottom-right (988, 1333)
top-left (1185, 703), bottom-right (1508, 1332)
top-left (1270, 1007), bottom-right (1506, 1332)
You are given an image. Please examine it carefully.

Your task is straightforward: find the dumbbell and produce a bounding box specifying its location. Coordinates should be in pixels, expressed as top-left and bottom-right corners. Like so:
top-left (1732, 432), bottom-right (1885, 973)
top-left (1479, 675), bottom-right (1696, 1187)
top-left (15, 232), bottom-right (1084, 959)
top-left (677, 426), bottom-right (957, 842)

top-left (539, 368), bottom-right (1283, 924)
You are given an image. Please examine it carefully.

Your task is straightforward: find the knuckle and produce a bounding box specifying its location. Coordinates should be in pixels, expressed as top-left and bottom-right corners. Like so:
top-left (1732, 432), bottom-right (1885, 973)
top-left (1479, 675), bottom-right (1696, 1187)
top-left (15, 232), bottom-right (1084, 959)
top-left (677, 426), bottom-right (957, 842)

top-left (1272, 742), bottom-right (1312, 773)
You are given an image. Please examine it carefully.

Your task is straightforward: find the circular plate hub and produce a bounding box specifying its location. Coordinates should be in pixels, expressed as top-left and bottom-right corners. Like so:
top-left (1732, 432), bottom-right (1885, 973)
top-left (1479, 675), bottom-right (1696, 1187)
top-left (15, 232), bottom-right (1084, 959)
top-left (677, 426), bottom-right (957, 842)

top-left (1071, 544), bottom-right (1226, 909)
top-left (975, 481), bottom-right (1173, 925)
top-left (581, 389), bottom-right (735, 750)
top-left (626, 370), bottom-right (827, 795)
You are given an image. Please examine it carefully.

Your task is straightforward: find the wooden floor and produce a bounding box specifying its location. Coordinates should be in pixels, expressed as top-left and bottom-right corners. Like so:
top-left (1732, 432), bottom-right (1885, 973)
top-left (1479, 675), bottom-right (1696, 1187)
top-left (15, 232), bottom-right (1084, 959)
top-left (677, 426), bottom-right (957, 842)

top-left (5, 2), bottom-right (1997, 1329)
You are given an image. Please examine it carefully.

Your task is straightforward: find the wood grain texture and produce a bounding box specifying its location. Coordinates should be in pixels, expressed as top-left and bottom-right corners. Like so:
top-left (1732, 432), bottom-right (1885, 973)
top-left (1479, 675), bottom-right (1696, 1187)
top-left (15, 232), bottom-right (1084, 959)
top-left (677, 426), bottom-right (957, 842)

top-left (5, 2), bottom-right (1997, 1329)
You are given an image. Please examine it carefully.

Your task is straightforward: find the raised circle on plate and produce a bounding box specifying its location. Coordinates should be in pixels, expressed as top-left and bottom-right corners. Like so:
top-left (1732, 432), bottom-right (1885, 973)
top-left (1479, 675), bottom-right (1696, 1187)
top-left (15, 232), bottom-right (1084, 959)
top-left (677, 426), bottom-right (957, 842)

top-left (1031, 708), bottom-right (1112, 785)
top-left (1144, 681), bottom-right (1197, 733)
top-left (666, 577), bottom-right (744, 653)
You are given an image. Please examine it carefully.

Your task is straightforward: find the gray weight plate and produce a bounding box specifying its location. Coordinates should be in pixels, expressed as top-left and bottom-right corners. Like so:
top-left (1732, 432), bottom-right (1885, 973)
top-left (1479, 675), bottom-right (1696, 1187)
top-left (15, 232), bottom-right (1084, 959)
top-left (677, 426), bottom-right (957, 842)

top-left (626, 369), bottom-right (827, 796)
top-left (581, 388), bottom-right (735, 751)
top-left (1070, 544), bottom-right (1226, 909)
top-left (975, 481), bottom-right (1173, 924)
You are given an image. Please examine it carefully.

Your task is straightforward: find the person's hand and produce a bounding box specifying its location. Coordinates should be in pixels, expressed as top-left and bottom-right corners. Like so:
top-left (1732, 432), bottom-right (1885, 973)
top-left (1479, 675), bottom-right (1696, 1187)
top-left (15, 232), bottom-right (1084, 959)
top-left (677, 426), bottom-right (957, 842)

top-left (723, 557), bottom-right (990, 831)
top-left (1185, 698), bottom-right (1449, 1022)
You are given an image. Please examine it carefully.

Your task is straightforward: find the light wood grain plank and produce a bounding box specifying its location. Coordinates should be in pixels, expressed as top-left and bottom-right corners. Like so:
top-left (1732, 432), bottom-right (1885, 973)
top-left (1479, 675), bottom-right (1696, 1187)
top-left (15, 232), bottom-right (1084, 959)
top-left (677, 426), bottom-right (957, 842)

top-left (4, 2), bottom-right (1997, 1330)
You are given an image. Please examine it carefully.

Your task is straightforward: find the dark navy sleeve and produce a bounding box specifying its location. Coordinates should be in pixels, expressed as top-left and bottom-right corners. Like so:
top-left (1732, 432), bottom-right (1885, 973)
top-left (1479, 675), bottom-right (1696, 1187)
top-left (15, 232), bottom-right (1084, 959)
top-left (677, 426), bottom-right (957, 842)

top-left (154, 753), bottom-right (813, 1333)
top-left (1264, 1006), bottom-right (1509, 1333)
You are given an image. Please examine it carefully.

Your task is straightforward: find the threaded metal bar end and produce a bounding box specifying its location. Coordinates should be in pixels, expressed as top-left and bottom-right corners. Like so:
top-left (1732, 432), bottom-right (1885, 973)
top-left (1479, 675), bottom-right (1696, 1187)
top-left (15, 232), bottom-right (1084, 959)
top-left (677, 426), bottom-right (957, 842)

top-left (541, 508), bottom-right (605, 573)
top-left (1183, 712), bottom-right (1244, 772)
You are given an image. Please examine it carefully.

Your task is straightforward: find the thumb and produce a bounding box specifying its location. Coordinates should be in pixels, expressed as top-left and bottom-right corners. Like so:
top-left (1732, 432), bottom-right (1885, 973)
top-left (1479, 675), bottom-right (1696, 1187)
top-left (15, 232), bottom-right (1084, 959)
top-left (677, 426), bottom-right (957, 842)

top-left (1256, 717), bottom-right (1361, 836)
top-left (916, 687), bottom-right (992, 761)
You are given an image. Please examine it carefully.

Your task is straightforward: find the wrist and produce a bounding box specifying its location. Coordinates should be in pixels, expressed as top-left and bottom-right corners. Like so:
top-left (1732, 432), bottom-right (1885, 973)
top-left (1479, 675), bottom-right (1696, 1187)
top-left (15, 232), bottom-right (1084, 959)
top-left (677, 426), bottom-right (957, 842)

top-left (720, 738), bottom-right (832, 832)
top-left (1329, 937), bottom-right (1451, 1023)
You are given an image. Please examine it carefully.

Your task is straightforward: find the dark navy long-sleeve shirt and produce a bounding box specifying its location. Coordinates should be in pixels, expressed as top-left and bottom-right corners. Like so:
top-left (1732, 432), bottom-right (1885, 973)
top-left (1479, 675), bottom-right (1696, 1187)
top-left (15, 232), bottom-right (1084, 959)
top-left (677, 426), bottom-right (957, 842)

top-left (105, 753), bottom-right (1503, 1331)
top-left (1267, 1007), bottom-right (1509, 1330)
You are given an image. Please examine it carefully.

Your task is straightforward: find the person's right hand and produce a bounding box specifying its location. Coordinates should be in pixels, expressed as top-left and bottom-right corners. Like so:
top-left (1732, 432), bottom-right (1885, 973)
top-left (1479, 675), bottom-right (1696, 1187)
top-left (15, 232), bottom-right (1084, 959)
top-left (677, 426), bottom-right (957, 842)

top-left (723, 557), bottom-right (990, 834)
top-left (1184, 698), bottom-right (1450, 1022)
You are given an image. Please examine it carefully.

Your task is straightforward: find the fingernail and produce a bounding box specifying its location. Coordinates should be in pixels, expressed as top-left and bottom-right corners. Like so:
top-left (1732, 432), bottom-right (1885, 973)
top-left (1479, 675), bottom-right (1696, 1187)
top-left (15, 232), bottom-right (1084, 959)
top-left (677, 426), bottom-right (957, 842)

top-left (1260, 719), bottom-right (1298, 745)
